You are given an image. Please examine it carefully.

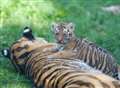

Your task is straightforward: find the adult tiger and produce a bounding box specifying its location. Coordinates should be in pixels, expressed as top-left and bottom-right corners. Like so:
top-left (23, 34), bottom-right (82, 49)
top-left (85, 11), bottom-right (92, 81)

top-left (1, 27), bottom-right (120, 88)
top-left (48, 22), bottom-right (119, 80)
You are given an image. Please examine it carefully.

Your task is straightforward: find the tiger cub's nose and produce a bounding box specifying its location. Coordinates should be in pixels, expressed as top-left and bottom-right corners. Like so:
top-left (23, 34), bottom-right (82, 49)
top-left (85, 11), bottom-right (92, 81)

top-left (57, 38), bottom-right (64, 43)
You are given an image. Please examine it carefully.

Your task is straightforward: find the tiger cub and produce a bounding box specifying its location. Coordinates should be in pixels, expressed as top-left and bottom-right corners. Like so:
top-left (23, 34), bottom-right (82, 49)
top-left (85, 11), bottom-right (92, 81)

top-left (49, 22), bottom-right (119, 80)
top-left (1, 27), bottom-right (120, 88)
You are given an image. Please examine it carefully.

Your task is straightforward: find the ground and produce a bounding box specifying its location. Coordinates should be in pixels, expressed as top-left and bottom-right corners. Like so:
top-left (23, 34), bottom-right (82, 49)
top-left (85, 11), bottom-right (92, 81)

top-left (0, 0), bottom-right (120, 88)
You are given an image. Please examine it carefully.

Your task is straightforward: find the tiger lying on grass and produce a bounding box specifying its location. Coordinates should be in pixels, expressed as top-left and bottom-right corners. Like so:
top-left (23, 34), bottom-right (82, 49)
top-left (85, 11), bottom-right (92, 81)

top-left (47, 22), bottom-right (119, 80)
top-left (1, 27), bottom-right (120, 88)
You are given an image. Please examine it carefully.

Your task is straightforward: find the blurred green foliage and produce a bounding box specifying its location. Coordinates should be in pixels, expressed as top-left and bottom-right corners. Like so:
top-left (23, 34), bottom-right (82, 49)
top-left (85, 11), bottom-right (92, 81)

top-left (0, 0), bottom-right (120, 88)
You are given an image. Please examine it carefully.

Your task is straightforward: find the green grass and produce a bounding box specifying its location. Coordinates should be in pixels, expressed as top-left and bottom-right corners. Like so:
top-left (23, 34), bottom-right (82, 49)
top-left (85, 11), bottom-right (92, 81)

top-left (0, 0), bottom-right (120, 88)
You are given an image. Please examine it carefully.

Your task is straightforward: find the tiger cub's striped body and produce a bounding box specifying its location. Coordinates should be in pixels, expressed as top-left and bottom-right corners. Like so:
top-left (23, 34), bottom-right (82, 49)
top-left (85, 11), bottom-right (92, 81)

top-left (51, 22), bottom-right (119, 79)
top-left (1, 27), bottom-right (120, 88)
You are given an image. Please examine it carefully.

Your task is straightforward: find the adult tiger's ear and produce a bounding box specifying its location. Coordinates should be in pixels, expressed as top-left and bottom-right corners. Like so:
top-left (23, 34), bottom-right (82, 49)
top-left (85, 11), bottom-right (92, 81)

top-left (68, 22), bottom-right (75, 31)
top-left (1, 49), bottom-right (10, 58)
top-left (23, 26), bottom-right (35, 40)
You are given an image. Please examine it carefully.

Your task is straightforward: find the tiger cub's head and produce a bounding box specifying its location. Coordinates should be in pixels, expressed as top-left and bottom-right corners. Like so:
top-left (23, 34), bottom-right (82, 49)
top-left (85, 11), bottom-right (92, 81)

top-left (51, 22), bottom-right (75, 44)
top-left (1, 27), bottom-right (47, 73)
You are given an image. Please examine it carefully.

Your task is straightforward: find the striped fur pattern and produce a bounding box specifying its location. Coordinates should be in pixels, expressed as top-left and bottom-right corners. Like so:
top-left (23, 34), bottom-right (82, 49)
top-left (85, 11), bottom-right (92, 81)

top-left (51, 22), bottom-right (119, 79)
top-left (1, 28), bottom-right (120, 88)
top-left (25, 48), bottom-right (120, 88)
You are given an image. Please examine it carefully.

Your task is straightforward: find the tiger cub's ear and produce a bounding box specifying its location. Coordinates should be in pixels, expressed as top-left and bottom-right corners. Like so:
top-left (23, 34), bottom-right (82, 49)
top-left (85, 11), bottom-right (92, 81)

top-left (1, 49), bottom-right (10, 58)
top-left (51, 22), bottom-right (58, 32)
top-left (23, 27), bottom-right (35, 40)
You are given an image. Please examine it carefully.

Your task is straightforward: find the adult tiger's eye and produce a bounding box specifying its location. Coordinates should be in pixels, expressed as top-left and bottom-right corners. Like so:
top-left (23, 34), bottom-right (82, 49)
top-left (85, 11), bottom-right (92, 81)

top-left (16, 47), bottom-right (23, 52)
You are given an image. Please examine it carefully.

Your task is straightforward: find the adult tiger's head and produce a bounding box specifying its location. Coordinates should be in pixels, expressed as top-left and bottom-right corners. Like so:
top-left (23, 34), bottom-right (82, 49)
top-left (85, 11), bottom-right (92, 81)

top-left (1, 27), bottom-right (47, 73)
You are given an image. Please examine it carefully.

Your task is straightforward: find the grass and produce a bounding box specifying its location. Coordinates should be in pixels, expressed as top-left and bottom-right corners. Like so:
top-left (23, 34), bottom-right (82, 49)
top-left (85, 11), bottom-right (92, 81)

top-left (0, 0), bottom-right (120, 88)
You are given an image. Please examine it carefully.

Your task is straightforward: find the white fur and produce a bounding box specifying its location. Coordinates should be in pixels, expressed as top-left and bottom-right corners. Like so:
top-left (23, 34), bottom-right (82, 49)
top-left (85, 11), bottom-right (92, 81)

top-left (63, 28), bottom-right (68, 33)
top-left (23, 29), bottom-right (30, 33)
top-left (70, 60), bottom-right (102, 73)
top-left (55, 28), bottom-right (59, 33)
top-left (3, 49), bottom-right (8, 56)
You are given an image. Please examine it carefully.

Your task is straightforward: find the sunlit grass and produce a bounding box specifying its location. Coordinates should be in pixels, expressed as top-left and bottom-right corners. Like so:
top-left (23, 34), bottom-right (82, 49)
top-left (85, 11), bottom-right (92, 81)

top-left (0, 0), bottom-right (56, 28)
